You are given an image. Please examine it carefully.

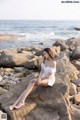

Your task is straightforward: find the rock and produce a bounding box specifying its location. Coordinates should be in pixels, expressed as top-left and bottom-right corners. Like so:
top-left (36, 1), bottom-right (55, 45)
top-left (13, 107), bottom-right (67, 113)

top-left (0, 75), bottom-right (3, 81)
top-left (30, 46), bottom-right (41, 52)
top-left (0, 68), bottom-right (5, 76)
top-left (72, 46), bottom-right (80, 60)
top-left (77, 87), bottom-right (80, 92)
top-left (35, 50), bottom-right (43, 56)
top-left (74, 92), bottom-right (80, 104)
top-left (0, 49), bottom-right (33, 67)
top-left (56, 52), bottom-right (79, 81)
top-left (50, 46), bottom-right (61, 57)
top-left (0, 73), bottom-right (71, 120)
top-left (71, 60), bottom-right (80, 70)
top-left (69, 83), bottom-right (77, 96)
top-left (1, 47), bottom-right (80, 120)
top-left (71, 79), bottom-right (80, 87)
top-left (39, 42), bottom-right (44, 45)
top-left (14, 72), bottom-right (25, 78)
top-left (0, 87), bottom-right (7, 95)
top-left (74, 27), bottom-right (80, 31)
top-left (24, 56), bottom-right (43, 69)
top-left (53, 40), bottom-right (69, 51)
top-left (71, 104), bottom-right (80, 120)
top-left (4, 68), bottom-right (14, 72)
top-left (66, 38), bottom-right (80, 51)
top-left (0, 79), bottom-right (9, 87)
top-left (26, 109), bottom-right (60, 120)
top-left (14, 67), bottom-right (25, 72)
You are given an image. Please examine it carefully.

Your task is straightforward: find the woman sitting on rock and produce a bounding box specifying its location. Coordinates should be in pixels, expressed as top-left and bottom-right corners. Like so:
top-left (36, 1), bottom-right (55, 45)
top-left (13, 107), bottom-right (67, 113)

top-left (9, 48), bottom-right (57, 110)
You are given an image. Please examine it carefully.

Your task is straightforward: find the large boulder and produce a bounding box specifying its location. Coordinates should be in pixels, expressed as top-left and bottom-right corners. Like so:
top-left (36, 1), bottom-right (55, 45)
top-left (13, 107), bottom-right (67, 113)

top-left (66, 38), bottom-right (80, 51)
top-left (0, 49), bottom-right (32, 67)
top-left (0, 50), bottom-right (79, 120)
top-left (0, 49), bottom-right (43, 68)
top-left (53, 40), bottom-right (69, 51)
top-left (56, 51), bottom-right (79, 82)
top-left (71, 78), bottom-right (80, 87)
top-left (0, 74), bottom-right (71, 120)
top-left (71, 46), bottom-right (80, 60)
top-left (71, 105), bottom-right (80, 120)
top-left (71, 60), bottom-right (80, 70)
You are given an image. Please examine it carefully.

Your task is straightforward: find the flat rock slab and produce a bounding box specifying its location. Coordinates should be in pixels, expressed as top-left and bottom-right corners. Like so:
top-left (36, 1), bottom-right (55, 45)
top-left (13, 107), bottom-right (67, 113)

top-left (0, 76), bottom-right (72, 120)
top-left (71, 79), bottom-right (80, 87)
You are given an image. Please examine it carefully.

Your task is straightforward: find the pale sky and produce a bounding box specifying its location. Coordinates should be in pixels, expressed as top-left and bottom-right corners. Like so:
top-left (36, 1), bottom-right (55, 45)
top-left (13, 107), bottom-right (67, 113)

top-left (0, 0), bottom-right (80, 20)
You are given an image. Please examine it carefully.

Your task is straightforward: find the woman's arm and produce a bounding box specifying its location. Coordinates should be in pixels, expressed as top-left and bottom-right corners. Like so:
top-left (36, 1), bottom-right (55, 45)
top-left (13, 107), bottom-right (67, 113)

top-left (38, 68), bottom-right (44, 81)
top-left (52, 61), bottom-right (56, 68)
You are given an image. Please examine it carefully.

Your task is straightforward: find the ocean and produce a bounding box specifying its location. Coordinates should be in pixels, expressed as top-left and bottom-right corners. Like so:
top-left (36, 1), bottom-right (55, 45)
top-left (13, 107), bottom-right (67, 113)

top-left (0, 20), bottom-right (80, 50)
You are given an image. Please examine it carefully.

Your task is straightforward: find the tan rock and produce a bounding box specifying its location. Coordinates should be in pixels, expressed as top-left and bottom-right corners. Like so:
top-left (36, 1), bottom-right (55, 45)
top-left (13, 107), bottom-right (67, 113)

top-left (0, 75), bottom-right (3, 81)
top-left (72, 46), bottom-right (80, 60)
top-left (66, 38), bottom-right (80, 51)
top-left (77, 87), bottom-right (80, 92)
top-left (71, 60), bottom-right (80, 70)
top-left (74, 92), bottom-right (80, 104)
top-left (0, 87), bottom-right (7, 95)
top-left (69, 83), bottom-right (77, 95)
top-left (0, 49), bottom-right (42, 67)
top-left (71, 104), bottom-right (80, 120)
top-left (56, 52), bottom-right (79, 81)
top-left (4, 68), bottom-right (14, 72)
top-left (14, 67), bottom-right (25, 72)
top-left (14, 72), bottom-right (25, 78)
top-left (24, 56), bottom-right (43, 69)
top-left (53, 40), bottom-right (69, 51)
top-left (26, 109), bottom-right (60, 120)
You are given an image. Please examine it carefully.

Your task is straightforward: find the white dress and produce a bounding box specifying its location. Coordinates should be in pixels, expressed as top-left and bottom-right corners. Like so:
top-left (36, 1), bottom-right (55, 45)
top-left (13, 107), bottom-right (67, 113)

top-left (41, 61), bottom-right (56, 87)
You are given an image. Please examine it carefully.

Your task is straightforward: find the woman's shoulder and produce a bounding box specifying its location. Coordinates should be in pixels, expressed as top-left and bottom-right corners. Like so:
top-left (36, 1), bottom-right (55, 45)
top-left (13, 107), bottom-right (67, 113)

top-left (51, 60), bottom-right (56, 64)
top-left (51, 60), bottom-right (57, 68)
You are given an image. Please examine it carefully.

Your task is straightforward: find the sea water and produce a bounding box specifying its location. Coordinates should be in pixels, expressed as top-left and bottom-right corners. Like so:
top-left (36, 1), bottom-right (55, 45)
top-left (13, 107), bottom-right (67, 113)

top-left (0, 20), bottom-right (80, 50)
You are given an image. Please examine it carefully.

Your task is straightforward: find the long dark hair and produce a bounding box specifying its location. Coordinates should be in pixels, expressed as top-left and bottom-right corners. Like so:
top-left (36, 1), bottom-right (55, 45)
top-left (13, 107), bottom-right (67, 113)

top-left (43, 48), bottom-right (54, 61)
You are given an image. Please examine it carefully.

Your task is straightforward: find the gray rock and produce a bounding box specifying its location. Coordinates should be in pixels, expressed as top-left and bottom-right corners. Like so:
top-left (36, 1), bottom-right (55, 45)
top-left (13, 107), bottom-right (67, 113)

top-left (0, 87), bottom-right (7, 95)
top-left (72, 46), bottom-right (80, 59)
top-left (71, 79), bottom-right (80, 87)
top-left (14, 67), bottom-right (25, 72)
top-left (71, 60), bottom-right (80, 70)
top-left (69, 83), bottom-right (77, 95)
top-left (0, 75), bottom-right (3, 81)
top-left (66, 38), bottom-right (80, 51)
top-left (53, 40), bottom-right (69, 51)
top-left (77, 87), bottom-right (80, 92)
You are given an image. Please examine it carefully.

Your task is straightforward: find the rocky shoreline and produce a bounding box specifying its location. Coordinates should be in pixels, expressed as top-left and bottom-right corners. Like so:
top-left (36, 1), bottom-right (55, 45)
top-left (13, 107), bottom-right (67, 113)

top-left (0, 38), bottom-right (80, 120)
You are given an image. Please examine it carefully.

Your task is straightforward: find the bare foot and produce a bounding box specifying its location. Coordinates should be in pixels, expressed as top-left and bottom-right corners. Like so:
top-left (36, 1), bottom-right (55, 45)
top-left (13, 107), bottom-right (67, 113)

top-left (14, 101), bottom-right (25, 109)
top-left (9, 105), bottom-right (15, 110)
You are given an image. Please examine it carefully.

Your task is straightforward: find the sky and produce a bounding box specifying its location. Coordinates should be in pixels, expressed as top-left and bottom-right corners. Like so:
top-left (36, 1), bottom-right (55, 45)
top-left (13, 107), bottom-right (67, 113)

top-left (0, 0), bottom-right (80, 20)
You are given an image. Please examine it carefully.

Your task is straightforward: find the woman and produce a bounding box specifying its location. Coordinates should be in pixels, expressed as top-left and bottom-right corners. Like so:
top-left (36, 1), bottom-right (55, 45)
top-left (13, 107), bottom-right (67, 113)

top-left (9, 48), bottom-right (57, 110)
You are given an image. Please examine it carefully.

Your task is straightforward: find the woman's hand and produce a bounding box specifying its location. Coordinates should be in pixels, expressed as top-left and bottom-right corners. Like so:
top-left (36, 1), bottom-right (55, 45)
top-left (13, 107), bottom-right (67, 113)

top-left (31, 78), bottom-right (41, 85)
top-left (31, 79), bottom-right (37, 83)
top-left (37, 79), bottom-right (41, 85)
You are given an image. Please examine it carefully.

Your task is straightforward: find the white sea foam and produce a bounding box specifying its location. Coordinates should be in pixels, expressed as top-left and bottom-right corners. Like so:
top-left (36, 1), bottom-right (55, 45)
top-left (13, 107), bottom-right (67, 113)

top-left (25, 32), bottom-right (55, 40)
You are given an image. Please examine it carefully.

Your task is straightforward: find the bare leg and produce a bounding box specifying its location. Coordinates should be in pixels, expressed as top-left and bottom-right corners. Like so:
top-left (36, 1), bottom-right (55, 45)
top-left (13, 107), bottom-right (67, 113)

top-left (9, 90), bottom-right (26, 110)
top-left (15, 79), bottom-right (48, 109)
top-left (14, 81), bottom-right (36, 109)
